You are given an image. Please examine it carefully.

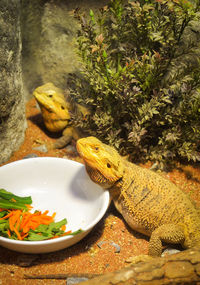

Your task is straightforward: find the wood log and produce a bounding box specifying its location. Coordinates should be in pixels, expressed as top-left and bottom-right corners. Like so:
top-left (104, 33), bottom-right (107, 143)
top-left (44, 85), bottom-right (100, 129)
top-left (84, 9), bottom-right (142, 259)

top-left (81, 248), bottom-right (200, 285)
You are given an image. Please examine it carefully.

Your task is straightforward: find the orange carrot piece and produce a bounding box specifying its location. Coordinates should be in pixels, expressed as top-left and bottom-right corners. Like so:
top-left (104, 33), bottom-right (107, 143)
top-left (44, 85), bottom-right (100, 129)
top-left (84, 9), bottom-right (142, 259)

top-left (15, 214), bottom-right (22, 231)
top-left (61, 230), bottom-right (72, 236)
top-left (0, 211), bottom-right (13, 220)
top-left (7, 229), bottom-right (11, 237)
top-left (51, 235), bottom-right (59, 239)
top-left (19, 212), bottom-right (32, 230)
top-left (11, 198), bottom-right (17, 202)
top-left (20, 210), bottom-right (54, 233)
top-left (13, 226), bottom-right (22, 240)
top-left (9, 210), bottom-right (22, 231)
top-left (21, 232), bottom-right (29, 240)
top-left (61, 225), bottom-right (66, 231)
top-left (52, 212), bottom-right (56, 219)
top-left (41, 210), bottom-right (49, 216)
top-left (25, 204), bottom-right (33, 210)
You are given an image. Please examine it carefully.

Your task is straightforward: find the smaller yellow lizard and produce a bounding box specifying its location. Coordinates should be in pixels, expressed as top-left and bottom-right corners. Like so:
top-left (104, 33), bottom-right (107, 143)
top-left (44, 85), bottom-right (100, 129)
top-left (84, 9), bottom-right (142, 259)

top-left (33, 82), bottom-right (89, 149)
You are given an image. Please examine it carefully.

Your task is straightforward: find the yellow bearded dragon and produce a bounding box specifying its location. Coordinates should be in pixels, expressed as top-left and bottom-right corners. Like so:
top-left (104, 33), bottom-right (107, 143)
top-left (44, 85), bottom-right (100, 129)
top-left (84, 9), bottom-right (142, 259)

top-left (76, 136), bottom-right (200, 257)
top-left (33, 82), bottom-right (89, 149)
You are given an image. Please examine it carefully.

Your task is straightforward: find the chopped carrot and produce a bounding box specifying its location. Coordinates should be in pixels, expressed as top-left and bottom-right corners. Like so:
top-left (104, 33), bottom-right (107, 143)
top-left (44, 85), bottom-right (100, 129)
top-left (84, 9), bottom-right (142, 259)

top-left (0, 207), bottom-right (68, 240)
top-left (0, 211), bottom-right (13, 220)
top-left (13, 226), bottom-right (22, 240)
top-left (7, 229), bottom-right (11, 237)
top-left (15, 214), bottom-right (22, 230)
top-left (9, 210), bottom-right (21, 231)
top-left (41, 210), bottom-right (49, 215)
top-left (11, 198), bottom-right (17, 202)
top-left (21, 232), bottom-right (29, 240)
top-left (51, 231), bottom-right (71, 239)
top-left (52, 212), bottom-right (56, 219)
top-left (0, 189), bottom-right (71, 241)
top-left (61, 225), bottom-right (66, 231)
top-left (25, 204), bottom-right (33, 210)
top-left (61, 230), bottom-right (72, 236)
top-left (19, 213), bottom-right (31, 231)
top-left (19, 211), bottom-right (55, 234)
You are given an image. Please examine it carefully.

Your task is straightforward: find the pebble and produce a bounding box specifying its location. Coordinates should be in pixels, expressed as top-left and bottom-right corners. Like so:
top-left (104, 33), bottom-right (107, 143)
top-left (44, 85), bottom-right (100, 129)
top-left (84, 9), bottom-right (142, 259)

top-left (162, 247), bottom-right (181, 257)
top-left (23, 153), bottom-right (39, 159)
top-left (97, 240), bottom-right (121, 253)
top-left (110, 241), bottom-right (121, 253)
top-left (65, 145), bottom-right (78, 155)
top-left (66, 277), bottom-right (89, 285)
top-left (32, 144), bottom-right (48, 153)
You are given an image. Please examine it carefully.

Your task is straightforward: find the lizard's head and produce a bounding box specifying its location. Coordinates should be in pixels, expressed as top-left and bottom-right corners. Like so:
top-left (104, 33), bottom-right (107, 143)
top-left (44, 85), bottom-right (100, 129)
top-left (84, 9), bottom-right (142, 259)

top-left (33, 82), bottom-right (71, 132)
top-left (76, 137), bottom-right (124, 189)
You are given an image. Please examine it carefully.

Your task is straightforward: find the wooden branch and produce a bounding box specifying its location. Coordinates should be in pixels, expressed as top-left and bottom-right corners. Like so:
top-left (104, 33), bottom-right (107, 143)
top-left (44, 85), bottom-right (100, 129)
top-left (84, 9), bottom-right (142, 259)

top-left (24, 273), bottom-right (99, 280)
top-left (81, 248), bottom-right (200, 285)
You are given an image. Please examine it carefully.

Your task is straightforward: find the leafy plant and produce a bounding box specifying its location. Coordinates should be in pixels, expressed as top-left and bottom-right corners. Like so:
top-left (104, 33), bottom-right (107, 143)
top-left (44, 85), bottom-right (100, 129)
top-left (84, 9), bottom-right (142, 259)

top-left (68, 0), bottom-right (200, 167)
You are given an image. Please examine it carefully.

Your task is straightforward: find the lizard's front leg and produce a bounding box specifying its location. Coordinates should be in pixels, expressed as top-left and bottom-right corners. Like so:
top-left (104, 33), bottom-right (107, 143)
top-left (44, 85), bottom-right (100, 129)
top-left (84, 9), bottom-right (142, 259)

top-left (126, 223), bottom-right (185, 264)
top-left (53, 126), bottom-right (73, 149)
top-left (149, 224), bottom-right (185, 256)
top-left (53, 126), bottom-right (82, 149)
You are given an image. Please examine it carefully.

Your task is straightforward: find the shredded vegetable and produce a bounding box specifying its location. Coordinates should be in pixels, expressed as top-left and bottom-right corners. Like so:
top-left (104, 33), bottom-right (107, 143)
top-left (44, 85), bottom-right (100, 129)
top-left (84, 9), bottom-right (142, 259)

top-left (0, 189), bottom-right (82, 241)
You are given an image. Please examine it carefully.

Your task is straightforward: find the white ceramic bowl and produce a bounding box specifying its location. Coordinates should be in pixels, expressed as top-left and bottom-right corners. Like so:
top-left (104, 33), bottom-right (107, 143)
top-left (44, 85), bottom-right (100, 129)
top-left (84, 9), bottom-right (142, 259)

top-left (0, 157), bottom-right (110, 253)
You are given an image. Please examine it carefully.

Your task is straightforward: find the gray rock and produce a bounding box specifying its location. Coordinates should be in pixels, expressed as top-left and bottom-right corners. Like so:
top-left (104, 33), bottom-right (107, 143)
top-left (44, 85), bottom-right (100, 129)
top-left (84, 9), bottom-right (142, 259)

top-left (162, 247), bottom-right (181, 257)
top-left (33, 144), bottom-right (48, 153)
top-left (0, 0), bottom-right (26, 164)
top-left (66, 277), bottom-right (89, 285)
top-left (23, 153), bottom-right (39, 159)
top-left (21, 0), bottom-right (109, 99)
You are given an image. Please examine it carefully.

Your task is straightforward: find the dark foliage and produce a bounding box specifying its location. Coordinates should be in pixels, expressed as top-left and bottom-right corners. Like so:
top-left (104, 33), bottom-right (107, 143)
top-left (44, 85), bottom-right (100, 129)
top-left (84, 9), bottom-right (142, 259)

top-left (68, 0), bottom-right (200, 167)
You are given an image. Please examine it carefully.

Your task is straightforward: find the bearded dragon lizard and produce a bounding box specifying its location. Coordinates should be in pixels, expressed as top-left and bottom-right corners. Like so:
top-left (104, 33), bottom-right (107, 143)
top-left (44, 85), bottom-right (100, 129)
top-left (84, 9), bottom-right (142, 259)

top-left (76, 136), bottom-right (200, 257)
top-left (33, 82), bottom-right (89, 149)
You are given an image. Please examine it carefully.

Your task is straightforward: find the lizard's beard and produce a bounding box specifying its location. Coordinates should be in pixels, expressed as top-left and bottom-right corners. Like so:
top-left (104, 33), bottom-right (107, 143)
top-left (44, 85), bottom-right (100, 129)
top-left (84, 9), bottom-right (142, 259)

top-left (85, 164), bottom-right (118, 189)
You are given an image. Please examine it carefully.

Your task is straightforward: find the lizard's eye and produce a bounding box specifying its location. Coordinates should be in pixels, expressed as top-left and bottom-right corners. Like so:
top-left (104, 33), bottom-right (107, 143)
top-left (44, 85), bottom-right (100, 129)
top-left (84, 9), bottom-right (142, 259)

top-left (61, 105), bottom-right (65, 110)
top-left (107, 163), bottom-right (111, 168)
top-left (48, 94), bottom-right (53, 98)
top-left (95, 147), bottom-right (99, 151)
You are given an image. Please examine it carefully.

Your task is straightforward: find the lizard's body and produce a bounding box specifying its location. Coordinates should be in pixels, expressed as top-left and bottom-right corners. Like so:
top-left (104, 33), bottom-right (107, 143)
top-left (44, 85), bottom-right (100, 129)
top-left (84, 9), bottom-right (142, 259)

top-left (33, 82), bottom-right (89, 148)
top-left (76, 136), bottom-right (200, 256)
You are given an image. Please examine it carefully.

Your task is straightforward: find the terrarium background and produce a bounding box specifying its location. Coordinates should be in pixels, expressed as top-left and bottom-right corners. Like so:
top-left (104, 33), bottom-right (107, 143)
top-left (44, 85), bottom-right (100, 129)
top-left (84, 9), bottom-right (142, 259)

top-left (0, 0), bottom-right (200, 284)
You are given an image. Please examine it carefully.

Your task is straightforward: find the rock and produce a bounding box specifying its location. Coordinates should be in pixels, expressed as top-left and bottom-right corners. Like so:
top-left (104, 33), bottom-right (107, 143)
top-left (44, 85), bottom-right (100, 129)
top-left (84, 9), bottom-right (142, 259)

top-left (0, 0), bottom-right (26, 164)
top-left (66, 277), bottom-right (89, 285)
top-left (161, 247), bottom-right (181, 257)
top-left (65, 145), bottom-right (78, 156)
top-left (23, 153), bottom-right (39, 159)
top-left (21, 0), bottom-right (110, 99)
top-left (32, 144), bottom-right (48, 153)
top-left (110, 242), bottom-right (121, 253)
top-left (97, 240), bottom-right (121, 253)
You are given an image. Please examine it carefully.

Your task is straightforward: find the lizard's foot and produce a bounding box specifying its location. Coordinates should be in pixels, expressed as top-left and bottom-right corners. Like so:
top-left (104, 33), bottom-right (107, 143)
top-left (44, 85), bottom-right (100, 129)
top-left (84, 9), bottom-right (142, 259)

top-left (53, 135), bottom-right (73, 149)
top-left (149, 224), bottom-right (185, 257)
top-left (125, 254), bottom-right (153, 265)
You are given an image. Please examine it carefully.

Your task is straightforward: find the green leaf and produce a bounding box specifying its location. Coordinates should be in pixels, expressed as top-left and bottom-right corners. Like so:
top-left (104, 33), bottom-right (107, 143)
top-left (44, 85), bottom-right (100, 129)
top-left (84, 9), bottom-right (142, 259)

top-left (26, 219), bottom-right (68, 241)
top-left (0, 199), bottom-right (29, 210)
top-left (0, 189), bottom-right (32, 205)
top-left (27, 231), bottom-right (54, 241)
